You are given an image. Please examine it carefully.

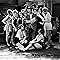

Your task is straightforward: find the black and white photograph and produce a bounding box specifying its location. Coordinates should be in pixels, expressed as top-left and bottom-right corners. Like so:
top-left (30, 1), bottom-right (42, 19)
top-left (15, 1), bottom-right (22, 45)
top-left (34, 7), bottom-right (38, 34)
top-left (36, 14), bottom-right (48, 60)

top-left (0, 0), bottom-right (60, 60)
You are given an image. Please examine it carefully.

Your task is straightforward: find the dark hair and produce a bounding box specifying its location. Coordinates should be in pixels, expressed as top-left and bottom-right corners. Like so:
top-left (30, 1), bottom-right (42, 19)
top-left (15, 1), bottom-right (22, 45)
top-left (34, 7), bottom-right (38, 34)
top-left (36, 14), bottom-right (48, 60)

top-left (8, 11), bottom-right (12, 14)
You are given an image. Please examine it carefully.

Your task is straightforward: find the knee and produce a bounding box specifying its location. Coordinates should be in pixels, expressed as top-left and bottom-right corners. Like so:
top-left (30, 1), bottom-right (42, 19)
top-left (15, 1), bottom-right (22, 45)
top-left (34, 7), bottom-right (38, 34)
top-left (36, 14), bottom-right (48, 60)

top-left (34, 43), bottom-right (42, 49)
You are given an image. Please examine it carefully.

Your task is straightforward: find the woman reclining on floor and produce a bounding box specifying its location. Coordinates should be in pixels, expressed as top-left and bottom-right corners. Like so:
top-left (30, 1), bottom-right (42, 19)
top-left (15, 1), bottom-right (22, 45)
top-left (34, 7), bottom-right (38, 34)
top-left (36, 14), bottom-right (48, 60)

top-left (22, 29), bottom-right (44, 51)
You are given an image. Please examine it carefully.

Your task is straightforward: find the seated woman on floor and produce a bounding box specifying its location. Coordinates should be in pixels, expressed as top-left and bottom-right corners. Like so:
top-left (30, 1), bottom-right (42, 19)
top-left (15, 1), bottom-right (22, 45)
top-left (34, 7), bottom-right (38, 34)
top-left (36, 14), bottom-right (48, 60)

top-left (22, 29), bottom-right (44, 51)
top-left (15, 24), bottom-right (28, 50)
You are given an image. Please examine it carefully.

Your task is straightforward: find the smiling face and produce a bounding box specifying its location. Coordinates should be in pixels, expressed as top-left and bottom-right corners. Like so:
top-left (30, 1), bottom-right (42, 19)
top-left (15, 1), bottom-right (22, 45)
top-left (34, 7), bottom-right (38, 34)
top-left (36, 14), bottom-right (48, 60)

top-left (43, 9), bottom-right (47, 14)
top-left (8, 11), bottom-right (13, 17)
top-left (13, 12), bottom-right (18, 18)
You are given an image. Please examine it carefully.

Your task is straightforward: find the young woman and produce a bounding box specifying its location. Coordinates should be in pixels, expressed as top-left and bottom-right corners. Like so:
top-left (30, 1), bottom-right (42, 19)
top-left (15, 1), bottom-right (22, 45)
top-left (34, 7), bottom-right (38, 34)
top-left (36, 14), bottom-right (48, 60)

top-left (23, 29), bottom-right (44, 51)
top-left (2, 9), bottom-right (13, 46)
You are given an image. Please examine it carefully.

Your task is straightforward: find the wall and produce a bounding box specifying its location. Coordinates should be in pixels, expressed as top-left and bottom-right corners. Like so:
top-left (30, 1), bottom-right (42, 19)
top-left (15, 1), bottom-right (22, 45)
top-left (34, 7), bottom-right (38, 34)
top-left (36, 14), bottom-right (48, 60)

top-left (18, 0), bottom-right (29, 6)
top-left (53, 4), bottom-right (60, 18)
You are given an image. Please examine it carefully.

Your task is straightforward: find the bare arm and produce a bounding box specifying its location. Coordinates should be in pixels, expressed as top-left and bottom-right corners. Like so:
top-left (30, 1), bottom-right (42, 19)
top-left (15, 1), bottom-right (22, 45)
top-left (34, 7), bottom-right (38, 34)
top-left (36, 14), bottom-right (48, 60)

top-left (34, 35), bottom-right (44, 43)
top-left (37, 13), bottom-right (45, 22)
top-left (29, 35), bottom-right (39, 44)
top-left (2, 15), bottom-right (9, 24)
top-left (26, 17), bottom-right (36, 24)
top-left (12, 18), bottom-right (17, 31)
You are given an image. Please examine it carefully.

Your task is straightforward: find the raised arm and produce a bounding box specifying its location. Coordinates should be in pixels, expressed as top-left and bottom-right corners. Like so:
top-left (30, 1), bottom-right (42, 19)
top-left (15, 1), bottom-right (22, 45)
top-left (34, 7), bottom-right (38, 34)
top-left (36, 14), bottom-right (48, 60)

top-left (37, 13), bottom-right (45, 22)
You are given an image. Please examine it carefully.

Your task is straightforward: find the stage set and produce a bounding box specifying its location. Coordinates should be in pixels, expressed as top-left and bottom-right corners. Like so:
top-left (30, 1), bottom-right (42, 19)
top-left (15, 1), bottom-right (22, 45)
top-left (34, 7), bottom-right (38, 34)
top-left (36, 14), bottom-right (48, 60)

top-left (0, 0), bottom-right (60, 59)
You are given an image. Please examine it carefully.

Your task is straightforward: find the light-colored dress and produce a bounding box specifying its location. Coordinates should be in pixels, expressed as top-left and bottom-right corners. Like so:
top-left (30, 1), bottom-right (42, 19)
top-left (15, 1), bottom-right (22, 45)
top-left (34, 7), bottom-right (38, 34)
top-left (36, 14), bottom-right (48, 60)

top-left (15, 29), bottom-right (26, 40)
top-left (42, 12), bottom-right (52, 30)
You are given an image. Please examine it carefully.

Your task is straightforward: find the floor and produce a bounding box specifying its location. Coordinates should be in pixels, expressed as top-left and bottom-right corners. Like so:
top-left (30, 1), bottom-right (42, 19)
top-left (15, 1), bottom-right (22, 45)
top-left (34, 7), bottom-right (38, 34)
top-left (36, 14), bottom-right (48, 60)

top-left (0, 42), bottom-right (60, 60)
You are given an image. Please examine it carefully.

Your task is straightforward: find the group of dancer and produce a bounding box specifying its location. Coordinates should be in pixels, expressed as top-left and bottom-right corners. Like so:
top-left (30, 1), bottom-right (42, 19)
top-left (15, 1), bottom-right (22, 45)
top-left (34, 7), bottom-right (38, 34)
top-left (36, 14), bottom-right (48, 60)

top-left (2, 2), bottom-right (53, 51)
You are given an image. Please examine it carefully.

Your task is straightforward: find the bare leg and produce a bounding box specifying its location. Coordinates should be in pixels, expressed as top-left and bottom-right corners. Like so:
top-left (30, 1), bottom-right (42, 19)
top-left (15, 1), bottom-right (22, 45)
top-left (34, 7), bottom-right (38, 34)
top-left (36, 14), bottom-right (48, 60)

top-left (44, 24), bottom-right (46, 37)
top-left (6, 31), bottom-right (10, 46)
top-left (25, 43), bottom-right (42, 51)
top-left (11, 30), bottom-right (15, 46)
top-left (16, 42), bottom-right (25, 51)
top-left (34, 43), bottom-right (42, 49)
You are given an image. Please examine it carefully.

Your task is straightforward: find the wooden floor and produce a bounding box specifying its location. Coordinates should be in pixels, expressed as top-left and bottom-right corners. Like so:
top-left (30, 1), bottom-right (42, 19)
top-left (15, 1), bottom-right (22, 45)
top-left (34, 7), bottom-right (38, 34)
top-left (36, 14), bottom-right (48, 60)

top-left (0, 43), bottom-right (60, 60)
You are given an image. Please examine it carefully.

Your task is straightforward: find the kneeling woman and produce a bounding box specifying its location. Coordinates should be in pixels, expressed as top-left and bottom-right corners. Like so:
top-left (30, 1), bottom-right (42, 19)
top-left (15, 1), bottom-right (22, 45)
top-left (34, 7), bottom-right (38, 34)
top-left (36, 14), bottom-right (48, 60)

top-left (23, 29), bottom-right (44, 51)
